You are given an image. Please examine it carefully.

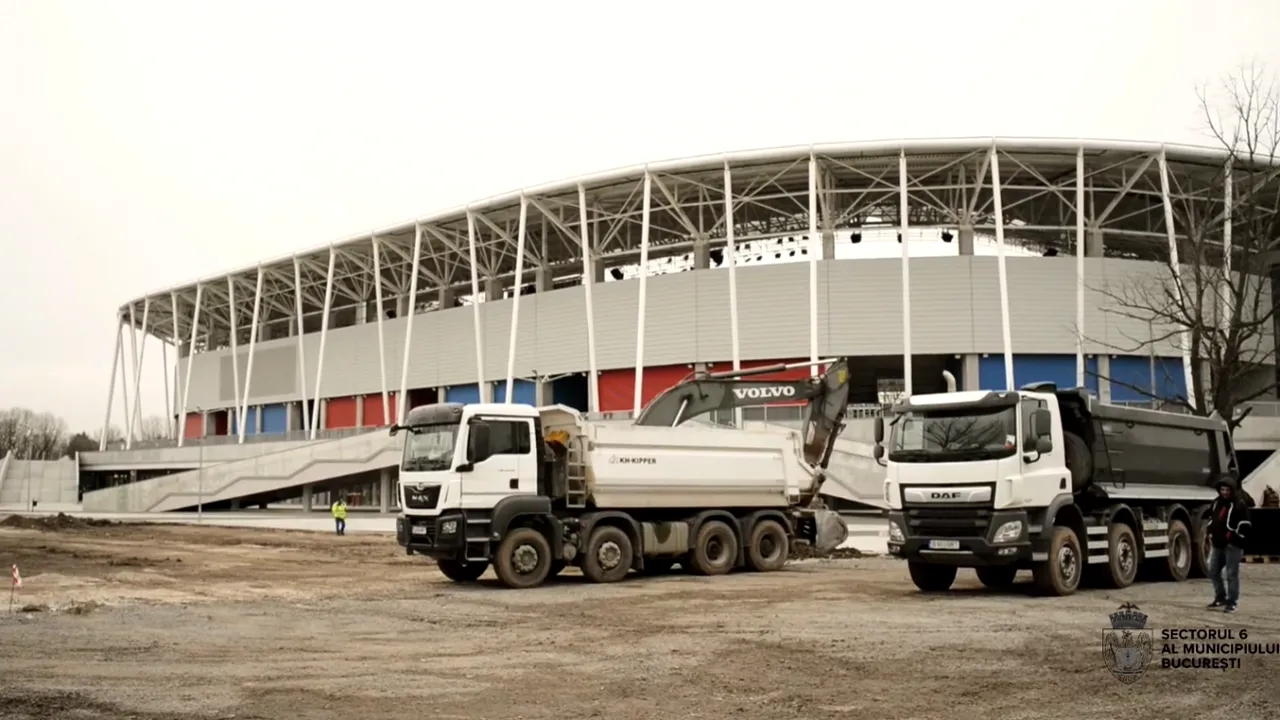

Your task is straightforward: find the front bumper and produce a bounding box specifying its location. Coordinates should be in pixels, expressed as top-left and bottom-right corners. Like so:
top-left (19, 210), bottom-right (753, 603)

top-left (397, 512), bottom-right (466, 558)
top-left (886, 509), bottom-right (1033, 566)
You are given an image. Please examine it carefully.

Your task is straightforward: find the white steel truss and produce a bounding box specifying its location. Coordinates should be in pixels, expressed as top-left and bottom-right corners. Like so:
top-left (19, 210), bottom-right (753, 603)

top-left (101, 138), bottom-right (1280, 446)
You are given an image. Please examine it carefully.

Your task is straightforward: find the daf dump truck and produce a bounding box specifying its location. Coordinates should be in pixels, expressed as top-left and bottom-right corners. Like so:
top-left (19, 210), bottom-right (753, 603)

top-left (872, 372), bottom-right (1241, 596)
top-left (393, 359), bottom-right (854, 589)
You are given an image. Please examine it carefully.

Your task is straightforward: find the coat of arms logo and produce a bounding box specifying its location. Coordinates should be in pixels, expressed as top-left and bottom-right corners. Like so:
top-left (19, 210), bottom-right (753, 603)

top-left (1102, 603), bottom-right (1153, 684)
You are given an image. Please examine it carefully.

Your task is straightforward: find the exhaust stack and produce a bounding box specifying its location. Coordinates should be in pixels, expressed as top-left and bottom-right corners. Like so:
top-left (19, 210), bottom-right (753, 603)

top-left (942, 370), bottom-right (957, 393)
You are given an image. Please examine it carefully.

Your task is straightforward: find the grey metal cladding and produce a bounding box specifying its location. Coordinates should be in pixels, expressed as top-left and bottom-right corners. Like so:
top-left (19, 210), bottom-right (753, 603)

top-left (177, 256), bottom-right (1260, 413)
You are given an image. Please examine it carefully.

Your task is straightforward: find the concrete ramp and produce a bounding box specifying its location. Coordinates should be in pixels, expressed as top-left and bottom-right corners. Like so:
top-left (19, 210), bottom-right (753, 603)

top-left (82, 431), bottom-right (404, 513)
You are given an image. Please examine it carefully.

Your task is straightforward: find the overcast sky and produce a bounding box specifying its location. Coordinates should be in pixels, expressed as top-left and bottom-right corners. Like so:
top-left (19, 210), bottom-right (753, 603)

top-left (3, 0), bottom-right (1280, 434)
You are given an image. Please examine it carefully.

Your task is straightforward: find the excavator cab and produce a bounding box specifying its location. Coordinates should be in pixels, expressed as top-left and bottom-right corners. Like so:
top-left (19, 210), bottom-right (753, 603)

top-left (634, 357), bottom-right (853, 471)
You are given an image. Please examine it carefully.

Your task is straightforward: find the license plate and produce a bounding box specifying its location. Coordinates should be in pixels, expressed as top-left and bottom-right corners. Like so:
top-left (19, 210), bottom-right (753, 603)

top-left (411, 526), bottom-right (427, 536)
top-left (928, 539), bottom-right (960, 550)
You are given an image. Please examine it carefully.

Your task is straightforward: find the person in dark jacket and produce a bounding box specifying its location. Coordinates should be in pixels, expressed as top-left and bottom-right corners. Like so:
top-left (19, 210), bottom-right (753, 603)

top-left (1206, 477), bottom-right (1251, 613)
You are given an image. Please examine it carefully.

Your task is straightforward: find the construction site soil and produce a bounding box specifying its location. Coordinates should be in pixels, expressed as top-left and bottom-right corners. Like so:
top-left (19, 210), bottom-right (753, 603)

top-left (1, 514), bottom-right (1277, 720)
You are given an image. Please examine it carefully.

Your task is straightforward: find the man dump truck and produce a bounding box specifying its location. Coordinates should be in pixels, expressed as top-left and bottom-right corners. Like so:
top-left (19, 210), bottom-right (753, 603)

top-left (392, 359), bottom-right (853, 588)
top-left (872, 371), bottom-right (1242, 596)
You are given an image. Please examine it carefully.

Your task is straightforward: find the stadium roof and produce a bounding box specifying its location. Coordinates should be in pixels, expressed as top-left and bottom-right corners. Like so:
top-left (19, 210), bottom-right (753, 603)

top-left (120, 136), bottom-right (1280, 346)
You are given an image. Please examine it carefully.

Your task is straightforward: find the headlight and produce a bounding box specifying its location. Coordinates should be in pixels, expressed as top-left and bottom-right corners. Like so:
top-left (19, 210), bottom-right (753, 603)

top-left (992, 520), bottom-right (1023, 544)
top-left (888, 521), bottom-right (905, 542)
top-left (440, 520), bottom-right (458, 535)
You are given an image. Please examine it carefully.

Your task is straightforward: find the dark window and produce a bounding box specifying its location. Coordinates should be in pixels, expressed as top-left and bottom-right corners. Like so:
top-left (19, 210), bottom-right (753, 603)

top-left (486, 420), bottom-right (532, 456)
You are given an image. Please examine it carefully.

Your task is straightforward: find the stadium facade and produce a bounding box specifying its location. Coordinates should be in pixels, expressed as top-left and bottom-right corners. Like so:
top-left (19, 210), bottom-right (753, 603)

top-left (61, 137), bottom-right (1280, 513)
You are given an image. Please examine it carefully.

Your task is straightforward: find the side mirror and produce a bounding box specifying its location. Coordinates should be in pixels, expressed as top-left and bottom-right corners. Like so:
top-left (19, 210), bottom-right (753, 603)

top-left (467, 421), bottom-right (492, 464)
top-left (873, 444), bottom-right (885, 460)
top-left (1032, 409), bottom-right (1052, 438)
top-left (873, 416), bottom-right (885, 444)
top-left (1035, 436), bottom-right (1053, 454)
top-left (388, 424), bottom-right (401, 437)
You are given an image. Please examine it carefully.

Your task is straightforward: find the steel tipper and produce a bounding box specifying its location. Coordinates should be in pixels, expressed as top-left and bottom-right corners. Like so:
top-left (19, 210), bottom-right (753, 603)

top-left (393, 359), bottom-right (853, 589)
top-left (872, 371), bottom-right (1242, 596)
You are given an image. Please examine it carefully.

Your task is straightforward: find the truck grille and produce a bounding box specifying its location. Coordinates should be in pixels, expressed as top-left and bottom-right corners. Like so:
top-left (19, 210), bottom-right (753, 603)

top-left (904, 507), bottom-right (992, 538)
top-left (403, 485), bottom-right (441, 510)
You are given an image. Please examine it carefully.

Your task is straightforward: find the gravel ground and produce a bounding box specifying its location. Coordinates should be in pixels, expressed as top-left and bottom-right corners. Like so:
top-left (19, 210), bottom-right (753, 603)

top-left (1, 515), bottom-right (1278, 720)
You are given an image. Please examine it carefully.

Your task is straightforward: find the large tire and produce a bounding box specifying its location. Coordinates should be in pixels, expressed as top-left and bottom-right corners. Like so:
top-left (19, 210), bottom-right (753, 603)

top-left (975, 566), bottom-right (1018, 589)
top-left (437, 559), bottom-right (488, 583)
top-left (689, 520), bottom-right (737, 576)
top-left (1155, 519), bottom-right (1193, 582)
top-left (908, 562), bottom-right (957, 592)
top-left (1033, 526), bottom-right (1083, 596)
top-left (745, 519), bottom-right (790, 572)
top-left (1102, 523), bottom-right (1139, 588)
top-left (1190, 515), bottom-right (1213, 579)
top-left (493, 527), bottom-right (553, 589)
top-left (582, 525), bottom-right (634, 584)
top-left (1063, 431), bottom-right (1093, 493)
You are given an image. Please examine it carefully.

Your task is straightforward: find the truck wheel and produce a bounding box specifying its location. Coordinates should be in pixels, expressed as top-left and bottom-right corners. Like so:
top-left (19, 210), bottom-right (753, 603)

top-left (1032, 526), bottom-right (1082, 596)
top-left (975, 566), bottom-right (1018, 589)
top-left (1102, 523), bottom-right (1139, 588)
top-left (1157, 519), bottom-right (1193, 582)
top-left (746, 519), bottom-right (790, 572)
top-left (494, 527), bottom-right (553, 589)
top-left (437, 559), bottom-right (488, 583)
top-left (1063, 431), bottom-right (1093, 493)
top-left (1190, 515), bottom-right (1213, 579)
top-left (908, 562), bottom-right (956, 592)
top-left (582, 525), bottom-right (634, 583)
top-left (690, 520), bottom-right (737, 576)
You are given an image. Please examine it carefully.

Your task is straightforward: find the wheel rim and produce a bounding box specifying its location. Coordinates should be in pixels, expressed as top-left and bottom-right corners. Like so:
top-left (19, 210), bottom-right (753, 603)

top-left (597, 540), bottom-right (622, 570)
top-left (1171, 532), bottom-right (1190, 569)
top-left (512, 544), bottom-right (540, 574)
top-left (758, 532), bottom-right (780, 561)
top-left (707, 534), bottom-right (728, 563)
top-left (1058, 544), bottom-right (1078, 584)
top-left (1118, 537), bottom-right (1135, 577)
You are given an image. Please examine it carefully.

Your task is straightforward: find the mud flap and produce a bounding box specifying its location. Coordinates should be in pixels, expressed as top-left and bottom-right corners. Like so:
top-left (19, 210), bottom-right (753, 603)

top-left (809, 509), bottom-right (849, 553)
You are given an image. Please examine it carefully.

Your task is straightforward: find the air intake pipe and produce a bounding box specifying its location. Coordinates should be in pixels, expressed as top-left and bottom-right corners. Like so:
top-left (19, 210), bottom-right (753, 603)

top-left (942, 370), bottom-right (957, 393)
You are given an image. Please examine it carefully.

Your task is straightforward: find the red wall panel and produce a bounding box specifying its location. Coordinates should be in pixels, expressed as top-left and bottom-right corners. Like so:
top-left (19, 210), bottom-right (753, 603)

top-left (361, 393), bottom-right (399, 427)
top-left (325, 397), bottom-right (359, 429)
top-left (183, 413), bottom-right (205, 440)
top-left (597, 365), bottom-right (696, 413)
top-left (705, 358), bottom-right (813, 404)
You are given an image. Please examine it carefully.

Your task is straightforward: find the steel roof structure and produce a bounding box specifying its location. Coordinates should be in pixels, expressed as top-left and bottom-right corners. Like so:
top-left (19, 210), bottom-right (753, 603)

top-left (119, 137), bottom-right (1280, 349)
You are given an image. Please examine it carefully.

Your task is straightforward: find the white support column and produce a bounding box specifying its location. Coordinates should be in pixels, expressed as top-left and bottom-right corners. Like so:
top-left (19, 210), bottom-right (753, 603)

top-left (807, 153), bottom-right (820, 377)
top-left (237, 267), bottom-right (265, 444)
top-left (130, 298), bottom-right (151, 443)
top-left (1158, 148), bottom-right (1195, 407)
top-left (989, 144), bottom-right (1015, 391)
top-left (1075, 147), bottom-right (1086, 388)
top-left (724, 161), bottom-right (742, 425)
top-left (1221, 157), bottom-right (1234, 333)
top-left (466, 211), bottom-right (488, 402)
top-left (178, 284), bottom-right (203, 448)
top-left (633, 170), bottom-right (652, 415)
top-left (579, 184), bottom-right (600, 413)
top-left (292, 257), bottom-right (311, 434)
top-left (117, 328), bottom-right (131, 445)
top-left (99, 322), bottom-right (123, 450)
top-left (371, 237), bottom-right (391, 424)
top-left (226, 276), bottom-right (242, 432)
top-left (505, 196), bottom-right (529, 403)
top-left (398, 224), bottom-right (423, 424)
top-left (311, 247), bottom-right (337, 438)
top-left (898, 150), bottom-right (914, 395)
top-left (161, 342), bottom-right (172, 438)
top-left (124, 302), bottom-right (143, 448)
top-left (168, 292), bottom-right (179, 438)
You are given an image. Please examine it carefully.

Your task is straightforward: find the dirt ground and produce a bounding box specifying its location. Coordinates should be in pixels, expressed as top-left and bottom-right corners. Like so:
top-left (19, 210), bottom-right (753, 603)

top-left (1, 514), bottom-right (1278, 720)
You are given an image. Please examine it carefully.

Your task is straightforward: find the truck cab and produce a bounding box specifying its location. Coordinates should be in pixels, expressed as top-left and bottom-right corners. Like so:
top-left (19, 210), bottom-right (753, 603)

top-left (876, 387), bottom-right (1065, 566)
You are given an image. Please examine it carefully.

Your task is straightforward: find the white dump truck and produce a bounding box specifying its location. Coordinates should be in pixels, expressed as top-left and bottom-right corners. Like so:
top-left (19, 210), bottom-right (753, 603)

top-left (873, 371), bottom-right (1243, 596)
top-left (393, 360), bottom-right (853, 588)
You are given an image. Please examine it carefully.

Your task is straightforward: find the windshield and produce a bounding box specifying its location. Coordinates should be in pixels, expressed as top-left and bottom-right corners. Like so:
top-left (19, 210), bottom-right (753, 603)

top-left (889, 405), bottom-right (1017, 462)
top-left (401, 423), bottom-right (460, 472)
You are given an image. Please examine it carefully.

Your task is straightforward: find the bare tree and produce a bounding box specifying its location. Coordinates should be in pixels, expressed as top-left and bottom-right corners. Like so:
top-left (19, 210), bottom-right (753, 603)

top-left (1088, 61), bottom-right (1280, 430)
top-left (138, 415), bottom-right (172, 442)
top-left (0, 408), bottom-right (69, 459)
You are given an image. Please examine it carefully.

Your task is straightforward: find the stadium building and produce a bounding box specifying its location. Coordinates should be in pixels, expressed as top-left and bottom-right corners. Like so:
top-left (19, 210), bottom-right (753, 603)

top-left (8, 138), bottom-right (1280, 514)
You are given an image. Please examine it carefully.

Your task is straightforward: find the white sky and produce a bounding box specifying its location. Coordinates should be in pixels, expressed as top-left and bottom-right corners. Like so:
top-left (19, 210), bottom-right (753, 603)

top-left (3, 0), bottom-right (1280, 433)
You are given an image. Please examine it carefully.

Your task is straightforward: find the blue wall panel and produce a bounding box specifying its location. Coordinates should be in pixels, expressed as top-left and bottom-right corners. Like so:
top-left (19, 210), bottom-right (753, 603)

top-left (229, 409), bottom-right (258, 435)
top-left (261, 404), bottom-right (288, 434)
top-left (445, 384), bottom-right (482, 405)
top-left (979, 354), bottom-right (1091, 393)
top-left (493, 380), bottom-right (538, 406)
top-left (1109, 356), bottom-right (1188, 402)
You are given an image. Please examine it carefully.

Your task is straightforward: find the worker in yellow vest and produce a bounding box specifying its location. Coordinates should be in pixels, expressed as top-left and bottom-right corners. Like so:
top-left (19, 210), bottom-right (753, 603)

top-left (331, 496), bottom-right (348, 536)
